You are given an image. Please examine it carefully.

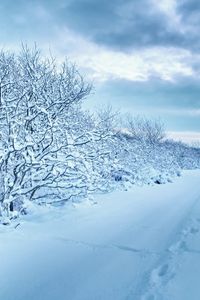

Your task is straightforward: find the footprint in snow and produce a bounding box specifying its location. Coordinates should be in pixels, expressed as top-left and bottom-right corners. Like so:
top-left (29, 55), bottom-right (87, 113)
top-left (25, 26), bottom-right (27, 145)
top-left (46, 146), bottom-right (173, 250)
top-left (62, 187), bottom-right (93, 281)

top-left (169, 240), bottom-right (188, 254)
top-left (157, 264), bottom-right (169, 277)
top-left (141, 263), bottom-right (175, 300)
top-left (151, 262), bottom-right (175, 287)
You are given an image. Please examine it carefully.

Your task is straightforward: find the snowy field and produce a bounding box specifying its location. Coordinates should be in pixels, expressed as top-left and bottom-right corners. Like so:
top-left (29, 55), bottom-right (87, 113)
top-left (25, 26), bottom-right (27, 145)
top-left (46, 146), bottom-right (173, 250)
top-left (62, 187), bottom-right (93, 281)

top-left (0, 170), bottom-right (200, 300)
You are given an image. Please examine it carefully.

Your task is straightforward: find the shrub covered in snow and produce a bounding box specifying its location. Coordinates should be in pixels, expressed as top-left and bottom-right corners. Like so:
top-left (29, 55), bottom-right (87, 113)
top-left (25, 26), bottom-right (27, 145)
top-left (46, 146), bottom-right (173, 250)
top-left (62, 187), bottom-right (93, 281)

top-left (0, 46), bottom-right (199, 223)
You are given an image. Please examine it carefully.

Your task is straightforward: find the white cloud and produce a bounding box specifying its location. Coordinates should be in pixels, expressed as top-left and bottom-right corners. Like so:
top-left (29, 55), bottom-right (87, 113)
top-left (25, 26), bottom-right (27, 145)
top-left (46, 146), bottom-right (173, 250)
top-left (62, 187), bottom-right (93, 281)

top-left (0, 24), bottom-right (198, 84)
top-left (51, 27), bottom-right (195, 83)
top-left (176, 109), bottom-right (200, 116)
top-left (167, 131), bottom-right (200, 144)
top-left (151, 0), bottom-right (184, 33)
top-left (152, 0), bottom-right (179, 20)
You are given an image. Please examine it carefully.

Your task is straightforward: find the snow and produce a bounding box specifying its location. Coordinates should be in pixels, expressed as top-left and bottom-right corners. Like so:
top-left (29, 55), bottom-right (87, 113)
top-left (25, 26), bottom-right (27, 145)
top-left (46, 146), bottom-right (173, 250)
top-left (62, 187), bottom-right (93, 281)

top-left (0, 170), bottom-right (200, 300)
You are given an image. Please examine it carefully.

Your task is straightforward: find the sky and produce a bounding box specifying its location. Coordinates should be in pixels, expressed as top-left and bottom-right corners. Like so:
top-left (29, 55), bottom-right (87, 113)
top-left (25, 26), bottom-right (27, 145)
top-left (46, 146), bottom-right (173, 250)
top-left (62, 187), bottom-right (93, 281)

top-left (0, 0), bottom-right (200, 143)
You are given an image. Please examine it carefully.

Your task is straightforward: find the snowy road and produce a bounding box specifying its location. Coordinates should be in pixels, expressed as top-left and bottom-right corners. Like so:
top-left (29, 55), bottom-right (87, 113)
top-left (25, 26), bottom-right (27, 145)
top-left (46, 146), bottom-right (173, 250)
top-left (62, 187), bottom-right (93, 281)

top-left (0, 170), bottom-right (200, 300)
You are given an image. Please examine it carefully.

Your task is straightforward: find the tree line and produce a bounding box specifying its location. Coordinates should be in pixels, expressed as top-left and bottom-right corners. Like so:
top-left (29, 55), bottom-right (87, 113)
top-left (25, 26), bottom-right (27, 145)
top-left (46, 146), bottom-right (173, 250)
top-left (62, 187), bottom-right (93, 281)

top-left (0, 46), bottom-right (199, 223)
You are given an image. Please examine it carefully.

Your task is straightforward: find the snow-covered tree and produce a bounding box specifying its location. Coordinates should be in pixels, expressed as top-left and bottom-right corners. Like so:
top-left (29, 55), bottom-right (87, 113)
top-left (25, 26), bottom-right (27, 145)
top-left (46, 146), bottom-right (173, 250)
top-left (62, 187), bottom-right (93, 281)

top-left (0, 46), bottom-right (93, 218)
top-left (125, 115), bottom-right (165, 144)
top-left (0, 46), bottom-right (199, 224)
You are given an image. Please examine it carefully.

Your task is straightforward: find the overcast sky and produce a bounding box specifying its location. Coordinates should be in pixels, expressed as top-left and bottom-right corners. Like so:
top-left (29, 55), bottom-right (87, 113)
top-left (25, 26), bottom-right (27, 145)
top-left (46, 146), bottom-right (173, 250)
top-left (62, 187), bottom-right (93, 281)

top-left (0, 0), bottom-right (200, 142)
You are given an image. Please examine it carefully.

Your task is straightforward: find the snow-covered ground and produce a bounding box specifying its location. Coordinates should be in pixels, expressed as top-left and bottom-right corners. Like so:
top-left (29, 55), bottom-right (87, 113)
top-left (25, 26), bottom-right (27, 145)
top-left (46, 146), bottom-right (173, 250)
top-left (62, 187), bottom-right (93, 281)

top-left (0, 170), bottom-right (200, 300)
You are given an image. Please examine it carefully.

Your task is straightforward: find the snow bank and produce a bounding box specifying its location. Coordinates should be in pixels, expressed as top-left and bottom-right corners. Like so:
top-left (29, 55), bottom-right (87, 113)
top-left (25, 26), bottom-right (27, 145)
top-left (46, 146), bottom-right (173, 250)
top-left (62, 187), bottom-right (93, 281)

top-left (0, 170), bottom-right (200, 300)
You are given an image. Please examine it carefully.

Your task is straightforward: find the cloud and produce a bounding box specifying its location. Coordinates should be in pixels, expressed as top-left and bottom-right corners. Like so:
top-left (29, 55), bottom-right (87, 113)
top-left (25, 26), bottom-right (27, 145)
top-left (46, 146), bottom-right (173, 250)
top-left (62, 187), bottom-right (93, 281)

top-left (50, 27), bottom-right (195, 83)
top-left (167, 131), bottom-right (200, 144)
top-left (1, 0), bottom-right (200, 87)
top-left (78, 46), bottom-right (194, 82)
top-left (1, 0), bottom-right (200, 83)
top-left (177, 0), bottom-right (200, 18)
top-left (50, 0), bottom-right (200, 55)
top-left (2, 0), bottom-right (200, 53)
top-left (0, 0), bottom-right (199, 134)
top-left (54, 0), bottom-right (185, 51)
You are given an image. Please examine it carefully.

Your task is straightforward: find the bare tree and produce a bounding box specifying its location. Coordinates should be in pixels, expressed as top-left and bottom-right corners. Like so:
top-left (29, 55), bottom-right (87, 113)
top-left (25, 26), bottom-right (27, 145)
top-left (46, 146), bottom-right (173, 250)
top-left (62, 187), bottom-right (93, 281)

top-left (125, 115), bottom-right (165, 144)
top-left (0, 46), bottom-right (93, 218)
top-left (0, 46), bottom-right (197, 223)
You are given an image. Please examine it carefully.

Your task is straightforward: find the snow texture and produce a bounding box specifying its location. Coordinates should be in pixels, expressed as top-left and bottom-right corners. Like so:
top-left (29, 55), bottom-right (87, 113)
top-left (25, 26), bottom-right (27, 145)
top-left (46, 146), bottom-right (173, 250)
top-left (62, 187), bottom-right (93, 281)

top-left (0, 170), bottom-right (200, 300)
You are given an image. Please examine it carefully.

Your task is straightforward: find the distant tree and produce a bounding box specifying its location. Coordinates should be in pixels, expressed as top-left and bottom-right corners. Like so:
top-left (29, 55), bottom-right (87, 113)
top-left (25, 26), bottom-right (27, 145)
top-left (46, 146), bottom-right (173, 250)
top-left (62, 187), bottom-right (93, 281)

top-left (125, 115), bottom-right (165, 144)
